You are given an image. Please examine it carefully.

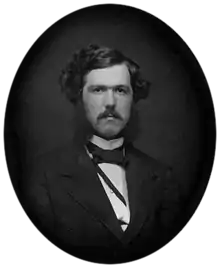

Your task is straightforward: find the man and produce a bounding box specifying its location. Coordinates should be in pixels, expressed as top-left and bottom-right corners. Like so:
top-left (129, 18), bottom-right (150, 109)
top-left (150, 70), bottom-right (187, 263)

top-left (21, 44), bottom-right (181, 263)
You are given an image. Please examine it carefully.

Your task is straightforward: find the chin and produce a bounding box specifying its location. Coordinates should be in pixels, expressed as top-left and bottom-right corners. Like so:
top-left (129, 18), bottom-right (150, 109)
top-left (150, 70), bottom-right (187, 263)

top-left (96, 128), bottom-right (122, 140)
top-left (98, 133), bottom-right (118, 140)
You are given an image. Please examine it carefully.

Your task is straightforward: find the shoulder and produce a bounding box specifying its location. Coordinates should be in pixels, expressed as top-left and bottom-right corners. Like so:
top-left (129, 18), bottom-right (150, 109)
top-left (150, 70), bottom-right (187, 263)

top-left (20, 142), bottom-right (79, 197)
top-left (36, 143), bottom-right (74, 165)
top-left (127, 143), bottom-right (172, 178)
top-left (25, 142), bottom-right (79, 175)
top-left (127, 144), bottom-right (180, 205)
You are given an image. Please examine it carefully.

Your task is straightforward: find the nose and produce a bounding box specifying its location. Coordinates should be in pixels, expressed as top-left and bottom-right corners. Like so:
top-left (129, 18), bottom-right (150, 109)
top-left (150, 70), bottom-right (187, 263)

top-left (104, 88), bottom-right (116, 107)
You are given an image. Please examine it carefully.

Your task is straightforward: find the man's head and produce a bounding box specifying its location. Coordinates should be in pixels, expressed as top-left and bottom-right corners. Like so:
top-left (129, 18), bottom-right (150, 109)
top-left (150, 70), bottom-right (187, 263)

top-left (82, 63), bottom-right (133, 139)
top-left (59, 44), bottom-right (150, 140)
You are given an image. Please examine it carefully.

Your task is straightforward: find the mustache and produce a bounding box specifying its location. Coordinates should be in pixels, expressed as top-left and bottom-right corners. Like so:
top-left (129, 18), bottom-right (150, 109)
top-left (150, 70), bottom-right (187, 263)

top-left (97, 109), bottom-right (122, 120)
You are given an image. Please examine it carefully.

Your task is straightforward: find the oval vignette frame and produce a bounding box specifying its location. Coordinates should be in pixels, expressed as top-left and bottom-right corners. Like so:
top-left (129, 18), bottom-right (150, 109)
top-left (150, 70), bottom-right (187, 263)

top-left (7, 2), bottom-right (216, 266)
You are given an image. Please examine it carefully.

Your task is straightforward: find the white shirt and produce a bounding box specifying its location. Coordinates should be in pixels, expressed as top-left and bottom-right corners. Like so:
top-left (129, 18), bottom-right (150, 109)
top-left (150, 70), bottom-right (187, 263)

top-left (87, 135), bottom-right (130, 231)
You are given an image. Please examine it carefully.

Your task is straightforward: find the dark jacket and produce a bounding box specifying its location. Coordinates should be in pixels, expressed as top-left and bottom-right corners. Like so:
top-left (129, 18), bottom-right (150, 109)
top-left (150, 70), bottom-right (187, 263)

top-left (20, 142), bottom-right (181, 264)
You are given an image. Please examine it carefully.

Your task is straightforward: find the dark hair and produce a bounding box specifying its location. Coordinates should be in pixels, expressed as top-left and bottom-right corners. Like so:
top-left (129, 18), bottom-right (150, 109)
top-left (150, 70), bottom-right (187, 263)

top-left (59, 44), bottom-right (150, 103)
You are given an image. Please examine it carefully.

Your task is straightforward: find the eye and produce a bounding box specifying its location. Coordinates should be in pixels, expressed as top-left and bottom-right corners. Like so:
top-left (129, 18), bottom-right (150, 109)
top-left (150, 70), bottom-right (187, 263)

top-left (115, 86), bottom-right (127, 94)
top-left (92, 87), bottom-right (105, 93)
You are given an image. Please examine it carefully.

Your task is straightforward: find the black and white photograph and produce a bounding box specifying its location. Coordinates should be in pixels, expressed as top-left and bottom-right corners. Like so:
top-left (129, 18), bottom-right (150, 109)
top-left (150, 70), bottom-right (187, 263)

top-left (1, 1), bottom-right (218, 266)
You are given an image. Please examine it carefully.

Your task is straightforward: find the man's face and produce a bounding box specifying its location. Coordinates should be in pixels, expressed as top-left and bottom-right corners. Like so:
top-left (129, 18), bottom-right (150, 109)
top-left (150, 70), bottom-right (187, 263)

top-left (82, 64), bottom-right (133, 139)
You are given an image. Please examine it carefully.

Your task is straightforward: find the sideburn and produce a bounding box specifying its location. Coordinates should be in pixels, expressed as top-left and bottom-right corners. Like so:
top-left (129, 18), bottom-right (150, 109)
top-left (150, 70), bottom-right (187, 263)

top-left (72, 100), bottom-right (94, 146)
top-left (120, 104), bottom-right (140, 144)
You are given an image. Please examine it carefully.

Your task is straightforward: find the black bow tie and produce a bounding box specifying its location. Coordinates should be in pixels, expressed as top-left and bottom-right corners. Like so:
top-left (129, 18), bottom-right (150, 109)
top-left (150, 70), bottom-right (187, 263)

top-left (86, 142), bottom-right (127, 166)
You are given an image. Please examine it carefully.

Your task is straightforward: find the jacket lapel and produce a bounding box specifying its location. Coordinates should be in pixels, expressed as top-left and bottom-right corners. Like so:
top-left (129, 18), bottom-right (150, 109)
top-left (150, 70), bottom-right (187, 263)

top-left (121, 144), bottom-right (162, 244)
top-left (58, 143), bottom-right (124, 241)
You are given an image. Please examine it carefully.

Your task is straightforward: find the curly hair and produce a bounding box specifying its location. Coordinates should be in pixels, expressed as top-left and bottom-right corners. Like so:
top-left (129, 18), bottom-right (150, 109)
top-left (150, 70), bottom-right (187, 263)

top-left (59, 44), bottom-right (150, 103)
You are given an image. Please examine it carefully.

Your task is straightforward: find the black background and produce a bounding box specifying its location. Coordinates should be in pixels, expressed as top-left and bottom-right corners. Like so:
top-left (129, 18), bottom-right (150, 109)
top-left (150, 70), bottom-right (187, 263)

top-left (0, 1), bottom-right (219, 267)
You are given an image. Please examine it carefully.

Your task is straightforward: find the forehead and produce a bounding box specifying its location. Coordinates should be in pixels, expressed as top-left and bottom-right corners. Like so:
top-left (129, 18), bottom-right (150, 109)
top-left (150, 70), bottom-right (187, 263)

top-left (84, 64), bottom-right (131, 87)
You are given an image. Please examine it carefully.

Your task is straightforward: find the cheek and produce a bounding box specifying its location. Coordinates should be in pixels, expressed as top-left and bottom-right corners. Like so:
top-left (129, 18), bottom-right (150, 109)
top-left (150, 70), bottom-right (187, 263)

top-left (84, 97), bottom-right (102, 119)
top-left (118, 99), bottom-right (132, 118)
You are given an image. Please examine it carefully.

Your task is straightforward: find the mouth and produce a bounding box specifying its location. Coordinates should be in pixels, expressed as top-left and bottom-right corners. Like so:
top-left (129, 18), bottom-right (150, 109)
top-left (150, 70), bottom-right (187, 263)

top-left (98, 112), bottom-right (121, 121)
top-left (103, 117), bottom-right (115, 122)
top-left (104, 116), bottom-right (117, 120)
top-left (104, 114), bottom-right (119, 120)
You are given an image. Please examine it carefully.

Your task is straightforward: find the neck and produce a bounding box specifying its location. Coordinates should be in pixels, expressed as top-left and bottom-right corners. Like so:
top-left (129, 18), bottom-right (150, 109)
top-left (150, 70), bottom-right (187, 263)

top-left (90, 135), bottom-right (124, 150)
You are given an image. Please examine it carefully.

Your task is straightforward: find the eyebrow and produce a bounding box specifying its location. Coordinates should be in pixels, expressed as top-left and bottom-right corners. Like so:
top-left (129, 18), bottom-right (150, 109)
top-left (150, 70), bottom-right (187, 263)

top-left (88, 84), bottom-right (131, 89)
